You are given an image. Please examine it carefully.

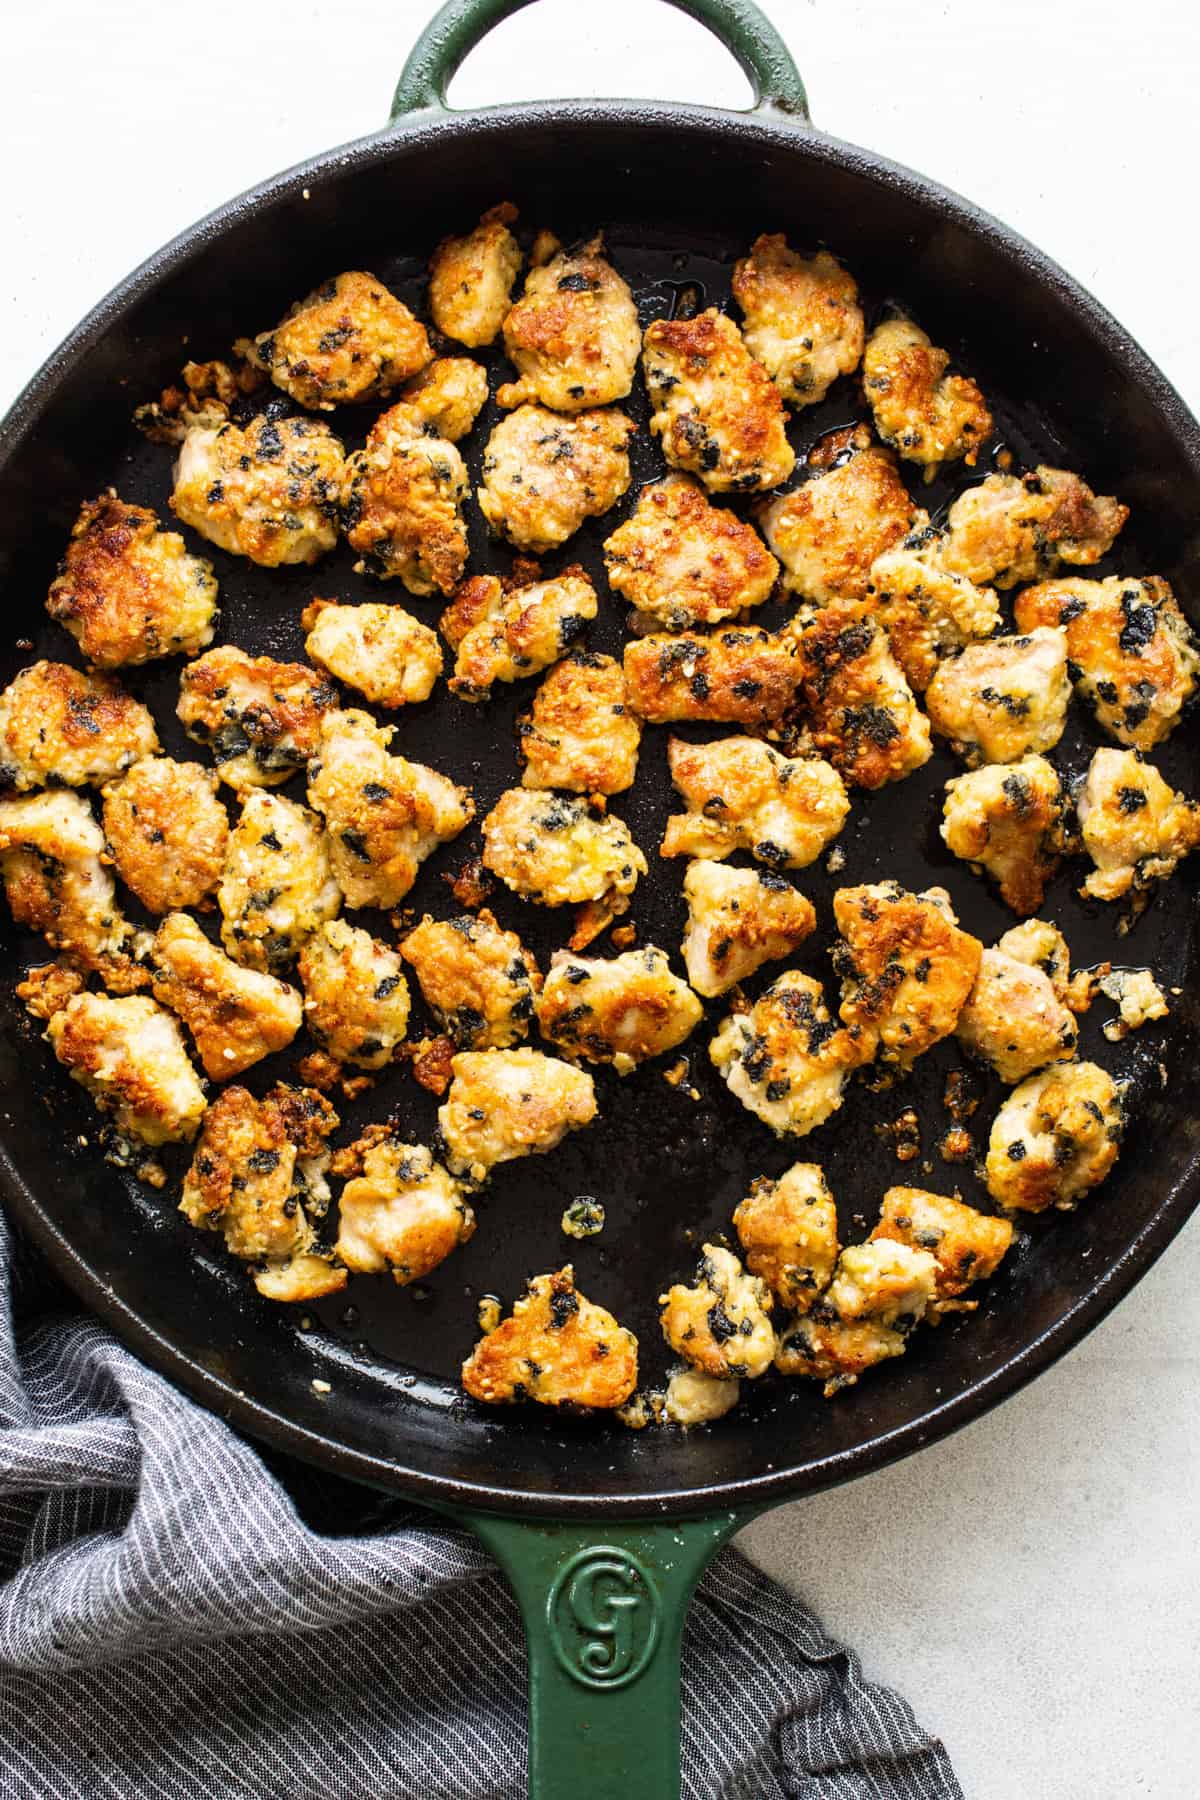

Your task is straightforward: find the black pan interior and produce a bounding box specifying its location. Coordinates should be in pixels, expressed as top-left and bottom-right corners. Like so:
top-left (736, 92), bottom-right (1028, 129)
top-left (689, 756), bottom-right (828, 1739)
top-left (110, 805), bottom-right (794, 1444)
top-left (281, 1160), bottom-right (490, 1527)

top-left (2, 108), bottom-right (1199, 1515)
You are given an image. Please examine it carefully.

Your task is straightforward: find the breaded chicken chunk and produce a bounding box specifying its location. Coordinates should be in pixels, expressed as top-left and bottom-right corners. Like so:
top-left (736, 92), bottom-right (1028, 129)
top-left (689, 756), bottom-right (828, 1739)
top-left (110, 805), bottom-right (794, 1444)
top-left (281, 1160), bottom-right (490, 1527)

top-left (733, 1162), bottom-right (840, 1311)
top-left (335, 1130), bottom-right (473, 1282)
top-left (661, 735), bottom-right (849, 869)
top-left (775, 1239), bottom-right (937, 1396)
top-left (1014, 575), bottom-right (1199, 750)
top-left (924, 627), bottom-right (1071, 765)
top-left (681, 861), bottom-right (816, 997)
top-left (1076, 746), bottom-right (1200, 902)
top-left (862, 318), bottom-right (991, 473)
top-left (536, 946), bottom-right (702, 1073)
top-left (440, 567), bottom-right (598, 701)
top-left (498, 233), bottom-right (639, 412)
top-left (462, 1267), bottom-right (637, 1409)
top-left (955, 945), bottom-right (1077, 1083)
top-left (940, 466), bottom-right (1127, 590)
top-left (759, 430), bottom-right (918, 605)
top-left (775, 1310), bottom-right (909, 1394)
top-left (301, 598), bottom-right (442, 708)
top-left (663, 1369), bottom-right (742, 1426)
top-left (102, 757), bottom-right (228, 915)
top-left (177, 645), bottom-right (338, 791)
top-left (240, 271), bottom-right (431, 411)
top-left (0, 791), bottom-right (144, 988)
top-left (429, 202), bottom-right (522, 348)
top-left (389, 354), bottom-right (490, 442)
top-left (623, 626), bottom-right (799, 732)
top-left (340, 406), bottom-right (470, 596)
top-left (995, 917), bottom-right (1073, 1001)
top-left (438, 1047), bottom-right (597, 1182)
top-left (871, 1186), bottom-right (1013, 1310)
top-left (477, 404), bottom-right (635, 552)
top-left (172, 415), bottom-right (344, 566)
top-left (481, 789), bottom-right (646, 909)
top-left (659, 1243), bottom-right (776, 1380)
top-left (517, 651), bottom-right (641, 794)
top-left (709, 968), bottom-right (865, 1138)
top-left (732, 236), bottom-right (864, 407)
top-left (306, 709), bottom-right (473, 909)
top-left (45, 494), bottom-right (218, 669)
top-left (985, 1061), bottom-right (1123, 1212)
top-left (218, 791), bottom-right (340, 973)
top-left (832, 882), bottom-right (982, 1067)
top-left (602, 475), bottom-right (778, 634)
top-left (643, 309), bottom-right (795, 493)
top-left (942, 755), bottom-right (1068, 915)
top-left (47, 991), bottom-right (206, 1146)
top-left (151, 912), bottom-right (302, 1079)
top-left (866, 530), bottom-right (1000, 692)
top-left (400, 909), bottom-right (539, 1050)
top-left (0, 661), bottom-right (158, 792)
top-left (180, 1083), bottom-right (344, 1301)
top-left (788, 602), bottom-right (932, 789)
top-left (298, 918), bottom-right (410, 1068)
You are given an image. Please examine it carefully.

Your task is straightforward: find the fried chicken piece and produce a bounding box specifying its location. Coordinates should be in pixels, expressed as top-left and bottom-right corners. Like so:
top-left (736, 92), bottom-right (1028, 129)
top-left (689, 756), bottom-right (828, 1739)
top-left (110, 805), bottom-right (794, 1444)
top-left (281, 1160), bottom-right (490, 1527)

top-left (602, 474), bottom-right (779, 634)
top-left (536, 946), bottom-right (702, 1073)
top-left (340, 408), bottom-right (469, 596)
top-left (400, 909), bottom-right (539, 1050)
top-left (387, 355), bottom-right (489, 442)
top-left (942, 755), bottom-right (1068, 915)
top-left (498, 232), bottom-right (639, 412)
top-left (759, 431), bottom-right (918, 604)
top-left (47, 991), bottom-right (206, 1145)
top-left (832, 881), bottom-right (982, 1067)
top-left (480, 789), bottom-right (646, 908)
top-left (661, 734), bottom-right (848, 868)
top-left (172, 415), bottom-right (344, 566)
top-left (776, 1239), bottom-right (938, 1395)
top-left (985, 1061), bottom-right (1123, 1212)
top-left (955, 945), bottom-right (1077, 1084)
top-left (1076, 746), bottom-right (1200, 902)
top-left (477, 404), bottom-right (635, 552)
top-left (995, 918), bottom-right (1073, 1001)
top-left (102, 757), bottom-right (229, 915)
top-left (15, 958), bottom-right (86, 1023)
top-left (0, 661), bottom-right (158, 792)
top-left (732, 236), bottom-right (863, 407)
top-left (680, 861), bottom-right (816, 997)
top-left (45, 493), bottom-right (218, 669)
top-left (643, 308), bottom-right (795, 493)
top-left (863, 317), bottom-right (991, 473)
top-left (866, 528), bottom-right (1000, 692)
top-left (517, 651), bottom-right (641, 794)
top-left (462, 1267), bottom-right (637, 1409)
top-left (787, 602), bottom-right (932, 789)
top-left (0, 790), bottom-right (145, 988)
top-left (660, 1243), bottom-right (776, 1379)
top-left (733, 1162), bottom-right (839, 1311)
top-left (334, 1131), bottom-right (473, 1282)
top-left (871, 1186), bottom-right (1013, 1310)
top-left (441, 567), bottom-right (598, 701)
top-left (301, 598), bottom-right (442, 709)
top-left (709, 968), bottom-right (865, 1138)
top-left (218, 791), bottom-right (340, 973)
top-left (622, 626), bottom-right (799, 732)
top-left (306, 709), bottom-right (474, 910)
top-left (438, 1047), bottom-right (597, 1182)
top-left (239, 270), bottom-right (431, 410)
top-left (1015, 575), bottom-right (1199, 750)
top-left (177, 645), bottom-right (338, 792)
top-left (429, 202), bottom-right (522, 348)
top-left (663, 1369), bottom-right (741, 1425)
top-left (939, 466), bottom-right (1128, 590)
top-left (150, 912), bottom-right (302, 1079)
top-left (924, 627), bottom-right (1071, 765)
top-left (297, 918), bottom-right (410, 1068)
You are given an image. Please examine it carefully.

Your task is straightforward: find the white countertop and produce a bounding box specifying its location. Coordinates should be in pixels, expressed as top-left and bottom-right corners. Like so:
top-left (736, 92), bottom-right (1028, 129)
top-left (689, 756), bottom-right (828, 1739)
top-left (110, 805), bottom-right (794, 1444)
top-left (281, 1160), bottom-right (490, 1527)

top-left (3, 3), bottom-right (1197, 1793)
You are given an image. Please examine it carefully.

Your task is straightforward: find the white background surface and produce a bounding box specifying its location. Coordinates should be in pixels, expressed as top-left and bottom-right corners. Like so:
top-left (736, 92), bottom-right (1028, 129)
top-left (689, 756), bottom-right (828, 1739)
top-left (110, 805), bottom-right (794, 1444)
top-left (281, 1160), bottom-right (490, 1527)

top-left (2, 2), bottom-right (1197, 1794)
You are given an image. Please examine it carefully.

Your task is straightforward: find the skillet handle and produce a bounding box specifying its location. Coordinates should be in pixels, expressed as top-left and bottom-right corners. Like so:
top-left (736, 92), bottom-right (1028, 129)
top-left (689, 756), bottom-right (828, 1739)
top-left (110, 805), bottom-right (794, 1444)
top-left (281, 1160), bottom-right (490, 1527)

top-left (389, 0), bottom-right (809, 123)
top-left (464, 1507), bottom-right (753, 1799)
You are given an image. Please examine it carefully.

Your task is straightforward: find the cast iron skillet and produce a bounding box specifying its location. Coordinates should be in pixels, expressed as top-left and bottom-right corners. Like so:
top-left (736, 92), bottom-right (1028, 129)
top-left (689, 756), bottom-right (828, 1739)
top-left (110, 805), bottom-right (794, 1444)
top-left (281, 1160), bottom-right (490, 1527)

top-left (2, 1), bottom-right (1199, 1791)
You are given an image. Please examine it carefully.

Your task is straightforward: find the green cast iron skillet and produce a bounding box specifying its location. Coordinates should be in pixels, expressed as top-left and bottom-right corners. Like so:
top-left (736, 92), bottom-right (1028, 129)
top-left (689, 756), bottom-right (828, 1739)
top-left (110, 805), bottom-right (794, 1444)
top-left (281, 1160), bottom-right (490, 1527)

top-left (2, 2), bottom-right (1199, 1792)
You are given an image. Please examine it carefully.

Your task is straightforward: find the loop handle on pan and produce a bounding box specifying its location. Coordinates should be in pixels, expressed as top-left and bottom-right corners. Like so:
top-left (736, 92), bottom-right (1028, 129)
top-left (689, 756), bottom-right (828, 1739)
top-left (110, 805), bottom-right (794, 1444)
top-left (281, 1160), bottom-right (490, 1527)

top-left (389, 0), bottom-right (810, 122)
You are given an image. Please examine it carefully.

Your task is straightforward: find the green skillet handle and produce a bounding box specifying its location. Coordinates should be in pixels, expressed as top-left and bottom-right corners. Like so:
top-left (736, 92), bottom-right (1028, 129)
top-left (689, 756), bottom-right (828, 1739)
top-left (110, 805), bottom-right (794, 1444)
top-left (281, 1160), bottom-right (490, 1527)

top-left (389, 0), bottom-right (809, 123)
top-left (466, 1508), bottom-right (752, 1799)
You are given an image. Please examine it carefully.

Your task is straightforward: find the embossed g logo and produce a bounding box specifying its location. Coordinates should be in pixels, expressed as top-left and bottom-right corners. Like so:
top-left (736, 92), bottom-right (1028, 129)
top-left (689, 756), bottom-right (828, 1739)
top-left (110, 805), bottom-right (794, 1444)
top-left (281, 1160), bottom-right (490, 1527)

top-left (546, 1548), bottom-right (661, 1690)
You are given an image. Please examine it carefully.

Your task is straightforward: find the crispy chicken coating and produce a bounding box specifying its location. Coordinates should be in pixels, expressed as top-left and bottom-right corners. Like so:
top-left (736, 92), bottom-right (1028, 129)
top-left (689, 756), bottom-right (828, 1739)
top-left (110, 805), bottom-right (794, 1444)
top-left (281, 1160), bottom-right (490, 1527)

top-left (663, 1369), bottom-right (741, 1426)
top-left (1098, 967), bottom-right (1169, 1035)
top-left (480, 789), bottom-right (646, 908)
top-left (172, 415), bottom-right (344, 566)
top-left (733, 1162), bottom-right (840, 1312)
top-left (0, 790), bottom-right (144, 987)
top-left (440, 568), bottom-right (598, 701)
top-left (47, 992), bottom-right (206, 1147)
top-left (151, 912), bottom-right (302, 1079)
top-left (871, 1186), bottom-right (1013, 1310)
top-left (301, 598), bottom-right (442, 708)
top-left (1076, 747), bottom-right (1200, 902)
top-left (680, 861), bottom-right (816, 997)
top-left (622, 626), bottom-right (799, 732)
top-left (709, 968), bottom-right (865, 1138)
top-left (341, 408), bottom-right (469, 596)
top-left (536, 946), bottom-right (702, 1073)
top-left (462, 1267), bottom-right (637, 1409)
top-left (1014, 575), bottom-right (1199, 751)
top-left (866, 529), bottom-right (1000, 692)
top-left (642, 308), bottom-right (795, 493)
top-left (15, 958), bottom-right (86, 1024)
top-left (832, 881), bottom-right (981, 1067)
top-left (102, 757), bottom-right (229, 915)
top-left (298, 919), bottom-right (410, 1068)
top-left (995, 918), bottom-right (1073, 1001)
top-left (401, 909), bottom-right (538, 1051)
top-left (335, 1131), bottom-right (473, 1282)
top-left (428, 202), bottom-right (522, 348)
top-left (498, 233), bottom-right (639, 412)
top-left (661, 734), bottom-right (849, 868)
top-left (732, 236), bottom-right (863, 407)
top-left (517, 651), bottom-right (641, 794)
top-left (924, 627), bottom-right (1071, 765)
top-left (45, 494), bottom-right (218, 669)
top-left (385, 356), bottom-right (490, 444)
top-left (438, 1047), bottom-right (597, 1182)
top-left (177, 645), bottom-right (338, 792)
top-left (862, 318), bottom-right (991, 472)
top-left (0, 661), bottom-right (158, 792)
top-left (955, 945), bottom-right (1077, 1083)
top-left (939, 466), bottom-right (1127, 590)
top-left (775, 1310), bottom-right (908, 1393)
top-left (776, 1239), bottom-right (938, 1395)
top-left (477, 404), bottom-right (635, 552)
top-left (942, 755), bottom-right (1068, 915)
top-left (659, 1244), bottom-right (775, 1380)
top-left (985, 1061), bottom-right (1123, 1212)
top-left (602, 475), bottom-right (778, 634)
top-left (759, 431), bottom-right (918, 605)
top-left (306, 709), bottom-right (474, 910)
top-left (788, 602), bottom-right (932, 789)
top-left (240, 271), bottom-right (431, 410)
top-left (218, 790), bottom-right (340, 973)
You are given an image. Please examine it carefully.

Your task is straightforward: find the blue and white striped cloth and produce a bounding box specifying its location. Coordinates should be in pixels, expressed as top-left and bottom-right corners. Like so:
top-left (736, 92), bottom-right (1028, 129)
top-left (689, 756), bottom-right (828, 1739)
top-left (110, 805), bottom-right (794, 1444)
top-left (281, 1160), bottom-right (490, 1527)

top-left (0, 1210), bottom-right (961, 1798)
